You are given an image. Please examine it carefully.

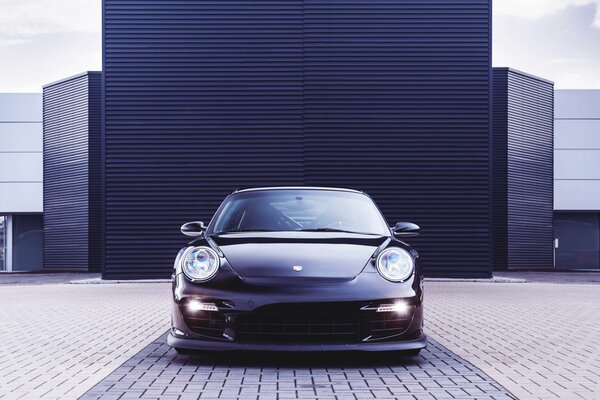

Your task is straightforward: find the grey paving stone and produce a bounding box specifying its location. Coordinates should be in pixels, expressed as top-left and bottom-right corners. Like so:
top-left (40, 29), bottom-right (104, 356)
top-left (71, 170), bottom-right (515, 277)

top-left (0, 283), bottom-right (170, 400)
top-left (79, 333), bottom-right (515, 400)
top-left (425, 282), bottom-right (600, 400)
top-left (2, 279), bottom-right (598, 399)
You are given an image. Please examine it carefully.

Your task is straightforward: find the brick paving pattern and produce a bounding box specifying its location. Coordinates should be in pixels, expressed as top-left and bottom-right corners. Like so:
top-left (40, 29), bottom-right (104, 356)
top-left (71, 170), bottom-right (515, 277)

top-left (1, 279), bottom-right (598, 399)
top-left (425, 282), bottom-right (600, 400)
top-left (81, 334), bottom-right (514, 400)
top-left (0, 283), bottom-right (171, 400)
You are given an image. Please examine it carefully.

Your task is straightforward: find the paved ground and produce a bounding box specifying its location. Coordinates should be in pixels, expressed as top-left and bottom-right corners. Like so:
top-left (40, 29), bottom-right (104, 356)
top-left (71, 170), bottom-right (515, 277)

top-left (82, 334), bottom-right (513, 400)
top-left (0, 277), bottom-right (598, 400)
top-left (426, 282), bottom-right (600, 400)
top-left (0, 284), bottom-right (170, 399)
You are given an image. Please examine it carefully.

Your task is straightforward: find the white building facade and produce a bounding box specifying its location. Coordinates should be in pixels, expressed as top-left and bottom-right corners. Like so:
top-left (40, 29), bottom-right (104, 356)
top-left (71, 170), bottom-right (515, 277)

top-left (554, 90), bottom-right (600, 269)
top-left (0, 93), bottom-right (43, 271)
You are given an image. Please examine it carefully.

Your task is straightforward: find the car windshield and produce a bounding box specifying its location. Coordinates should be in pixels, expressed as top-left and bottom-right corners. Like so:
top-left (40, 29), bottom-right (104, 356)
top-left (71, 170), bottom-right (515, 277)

top-left (210, 189), bottom-right (390, 236)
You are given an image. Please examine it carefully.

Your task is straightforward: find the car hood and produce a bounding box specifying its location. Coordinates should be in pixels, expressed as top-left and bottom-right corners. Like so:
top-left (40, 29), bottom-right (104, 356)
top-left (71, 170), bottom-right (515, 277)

top-left (210, 232), bottom-right (388, 281)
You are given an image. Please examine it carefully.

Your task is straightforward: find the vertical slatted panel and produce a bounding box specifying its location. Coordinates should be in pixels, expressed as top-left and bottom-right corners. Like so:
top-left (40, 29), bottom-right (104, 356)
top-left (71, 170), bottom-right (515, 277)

top-left (43, 73), bottom-right (100, 271)
top-left (506, 69), bottom-right (554, 269)
top-left (103, 0), bottom-right (492, 279)
top-left (88, 73), bottom-right (103, 272)
top-left (303, 0), bottom-right (492, 277)
top-left (492, 69), bottom-right (509, 270)
top-left (103, 1), bottom-right (305, 279)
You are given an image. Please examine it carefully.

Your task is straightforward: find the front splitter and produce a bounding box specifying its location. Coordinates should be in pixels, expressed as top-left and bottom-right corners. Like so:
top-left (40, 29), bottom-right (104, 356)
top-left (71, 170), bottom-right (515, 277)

top-left (167, 333), bottom-right (427, 352)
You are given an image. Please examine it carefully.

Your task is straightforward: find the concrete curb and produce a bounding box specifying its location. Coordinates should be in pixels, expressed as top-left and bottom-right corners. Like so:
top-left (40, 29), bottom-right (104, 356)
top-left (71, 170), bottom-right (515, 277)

top-left (71, 278), bottom-right (172, 284)
top-left (72, 276), bottom-right (528, 284)
top-left (425, 276), bottom-right (527, 283)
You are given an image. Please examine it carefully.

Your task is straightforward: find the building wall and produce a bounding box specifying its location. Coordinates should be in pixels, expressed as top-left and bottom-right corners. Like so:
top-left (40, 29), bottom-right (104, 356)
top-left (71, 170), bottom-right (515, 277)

top-left (491, 71), bottom-right (509, 271)
top-left (554, 90), bottom-right (600, 269)
top-left (0, 94), bottom-right (43, 213)
top-left (0, 93), bottom-right (43, 272)
top-left (555, 90), bottom-right (600, 210)
top-left (43, 72), bottom-right (102, 272)
top-left (300, 1), bottom-right (492, 279)
top-left (492, 68), bottom-right (554, 270)
top-left (103, 0), bottom-right (492, 279)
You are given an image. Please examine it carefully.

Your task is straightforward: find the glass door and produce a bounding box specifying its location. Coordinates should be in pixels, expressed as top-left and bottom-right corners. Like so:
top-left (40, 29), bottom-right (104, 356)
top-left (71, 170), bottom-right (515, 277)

top-left (555, 212), bottom-right (600, 269)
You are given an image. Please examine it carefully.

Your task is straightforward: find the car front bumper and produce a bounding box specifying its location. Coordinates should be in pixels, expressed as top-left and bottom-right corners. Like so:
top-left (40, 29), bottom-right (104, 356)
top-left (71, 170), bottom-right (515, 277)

top-left (167, 331), bottom-right (427, 352)
top-left (169, 271), bottom-right (425, 352)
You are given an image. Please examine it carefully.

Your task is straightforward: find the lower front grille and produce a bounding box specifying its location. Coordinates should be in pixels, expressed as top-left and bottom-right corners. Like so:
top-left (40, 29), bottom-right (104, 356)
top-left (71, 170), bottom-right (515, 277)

top-left (236, 313), bottom-right (361, 343)
top-left (180, 299), bottom-right (415, 343)
top-left (180, 306), bottom-right (226, 339)
top-left (368, 311), bottom-right (412, 340)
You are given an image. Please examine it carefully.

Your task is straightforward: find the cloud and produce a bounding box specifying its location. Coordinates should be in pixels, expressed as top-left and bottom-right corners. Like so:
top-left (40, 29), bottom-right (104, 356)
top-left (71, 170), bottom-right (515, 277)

top-left (550, 57), bottom-right (588, 64)
top-left (0, 31), bottom-right (101, 92)
top-left (0, 0), bottom-right (100, 38)
top-left (0, 38), bottom-right (30, 47)
top-left (0, 1), bottom-right (102, 92)
top-left (494, 0), bottom-right (600, 27)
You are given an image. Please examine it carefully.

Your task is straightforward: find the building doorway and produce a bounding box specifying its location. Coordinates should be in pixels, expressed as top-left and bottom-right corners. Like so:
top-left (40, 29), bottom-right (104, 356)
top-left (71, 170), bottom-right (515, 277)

top-left (554, 212), bottom-right (600, 270)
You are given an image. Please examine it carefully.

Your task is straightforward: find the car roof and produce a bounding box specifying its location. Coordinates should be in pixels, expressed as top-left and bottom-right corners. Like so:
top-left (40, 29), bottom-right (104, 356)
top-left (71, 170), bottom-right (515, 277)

top-left (233, 186), bottom-right (364, 194)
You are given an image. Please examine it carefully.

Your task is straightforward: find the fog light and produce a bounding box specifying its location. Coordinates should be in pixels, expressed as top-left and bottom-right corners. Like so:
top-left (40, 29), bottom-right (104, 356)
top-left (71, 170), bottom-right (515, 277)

top-left (173, 328), bottom-right (186, 337)
top-left (187, 299), bottom-right (218, 312)
top-left (377, 301), bottom-right (410, 314)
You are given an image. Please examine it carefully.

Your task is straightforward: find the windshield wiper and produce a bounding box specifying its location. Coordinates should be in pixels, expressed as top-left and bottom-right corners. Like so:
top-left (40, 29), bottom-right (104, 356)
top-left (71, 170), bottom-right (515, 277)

top-left (298, 228), bottom-right (377, 235)
top-left (215, 228), bottom-right (277, 234)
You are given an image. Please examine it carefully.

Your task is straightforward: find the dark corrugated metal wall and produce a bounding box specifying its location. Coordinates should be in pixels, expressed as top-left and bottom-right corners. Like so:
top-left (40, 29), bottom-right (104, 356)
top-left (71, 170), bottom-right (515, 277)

top-left (43, 72), bottom-right (102, 271)
top-left (88, 73), bottom-right (103, 271)
top-left (103, 0), bottom-right (492, 279)
top-left (302, 1), bottom-right (492, 277)
top-left (103, 0), bottom-right (305, 279)
top-left (492, 69), bottom-right (509, 271)
top-left (492, 68), bottom-right (554, 270)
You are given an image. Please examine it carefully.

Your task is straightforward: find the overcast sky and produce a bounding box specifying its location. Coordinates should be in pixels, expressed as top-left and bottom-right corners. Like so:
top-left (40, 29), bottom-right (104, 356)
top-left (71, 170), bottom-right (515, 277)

top-left (0, 0), bottom-right (599, 92)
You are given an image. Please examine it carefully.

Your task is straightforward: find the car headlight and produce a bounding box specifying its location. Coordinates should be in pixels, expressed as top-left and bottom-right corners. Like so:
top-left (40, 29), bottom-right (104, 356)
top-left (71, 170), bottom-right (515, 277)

top-left (180, 246), bottom-right (220, 282)
top-left (376, 248), bottom-right (414, 282)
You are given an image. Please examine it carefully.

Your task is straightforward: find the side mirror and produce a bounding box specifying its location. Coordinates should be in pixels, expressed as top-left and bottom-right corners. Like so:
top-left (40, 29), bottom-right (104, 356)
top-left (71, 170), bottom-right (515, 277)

top-left (181, 221), bottom-right (206, 237)
top-left (392, 222), bottom-right (420, 238)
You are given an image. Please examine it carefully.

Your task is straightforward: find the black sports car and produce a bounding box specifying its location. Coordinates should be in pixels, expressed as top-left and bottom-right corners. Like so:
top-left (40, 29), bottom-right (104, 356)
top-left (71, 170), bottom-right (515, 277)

top-left (168, 187), bottom-right (426, 354)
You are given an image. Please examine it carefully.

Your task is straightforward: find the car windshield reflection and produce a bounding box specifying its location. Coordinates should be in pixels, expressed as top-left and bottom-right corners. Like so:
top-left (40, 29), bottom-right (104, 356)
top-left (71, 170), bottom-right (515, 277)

top-left (211, 189), bottom-right (390, 236)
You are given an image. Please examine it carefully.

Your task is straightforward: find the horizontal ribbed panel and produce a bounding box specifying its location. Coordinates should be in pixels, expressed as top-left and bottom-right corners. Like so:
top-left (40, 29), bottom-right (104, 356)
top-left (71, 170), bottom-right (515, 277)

top-left (43, 72), bottom-right (102, 271)
top-left (88, 73), bottom-right (103, 272)
top-left (103, 0), bottom-right (492, 279)
top-left (302, 0), bottom-right (492, 278)
top-left (492, 68), bottom-right (554, 270)
top-left (104, 0), bottom-right (305, 279)
top-left (492, 69), bottom-right (509, 271)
